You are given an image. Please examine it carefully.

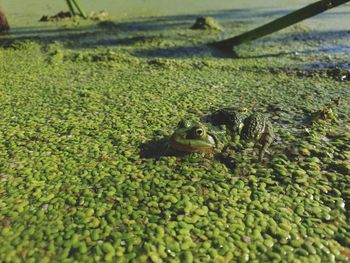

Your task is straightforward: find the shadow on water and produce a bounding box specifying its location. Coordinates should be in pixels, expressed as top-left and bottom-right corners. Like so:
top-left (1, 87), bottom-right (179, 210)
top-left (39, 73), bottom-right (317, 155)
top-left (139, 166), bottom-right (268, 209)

top-left (132, 31), bottom-right (350, 59)
top-left (139, 137), bottom-right (169, 159)
top-left (1, 6), bottom-right (349, 59)
top-left (140, 137), bottom-right (192, 159)
top-left (0, 8), bottom-right (255, 44)
top-left (301, 61), bottom-right (350, 71)
top-left (132, 44), bottom-right (237, 59)
top-left (226, 43), bottom-right (350, 60)
top-left (276, 29), bottom-right (350, 42)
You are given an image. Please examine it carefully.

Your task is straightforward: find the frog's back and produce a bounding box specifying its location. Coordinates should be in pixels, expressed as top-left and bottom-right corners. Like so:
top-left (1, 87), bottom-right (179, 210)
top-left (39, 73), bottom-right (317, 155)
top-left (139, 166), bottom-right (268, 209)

top-left (241, 113), bottom-right (266, 140)
top-left (211, 108), bottom-right (244, 133)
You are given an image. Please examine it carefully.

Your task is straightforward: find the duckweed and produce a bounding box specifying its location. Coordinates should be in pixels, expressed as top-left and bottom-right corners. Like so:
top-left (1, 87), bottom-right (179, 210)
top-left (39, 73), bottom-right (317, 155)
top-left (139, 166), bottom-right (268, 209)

top-left (1, 5), bottom-right (350, 262)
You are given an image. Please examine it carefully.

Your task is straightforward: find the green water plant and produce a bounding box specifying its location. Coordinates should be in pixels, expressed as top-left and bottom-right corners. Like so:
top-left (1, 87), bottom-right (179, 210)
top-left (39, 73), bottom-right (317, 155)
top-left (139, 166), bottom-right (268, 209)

top-left (65, 0), bottom-right (87, 19)
top-left (191, 16), bottom-right (223, 31)
top-left (307, 97), bottom-right (340, 125)
top-left (212, 0), bottom-right (350, 52)
top-left (1, 18), bottom-right (350, 262)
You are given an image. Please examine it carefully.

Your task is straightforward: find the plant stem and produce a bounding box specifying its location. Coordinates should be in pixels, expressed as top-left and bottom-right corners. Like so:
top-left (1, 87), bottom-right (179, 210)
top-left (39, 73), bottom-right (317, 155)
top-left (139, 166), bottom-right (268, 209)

top-left (71, 0), bottom-right (88, 19)
top-left (211, 0), bottom-right (350, 51)
top-left (66, 0), bottom-right (76, 16)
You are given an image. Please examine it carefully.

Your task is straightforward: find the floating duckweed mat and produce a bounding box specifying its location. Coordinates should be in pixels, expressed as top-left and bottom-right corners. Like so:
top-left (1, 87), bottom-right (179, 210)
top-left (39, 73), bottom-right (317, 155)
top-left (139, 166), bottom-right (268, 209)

top-left (0, 40), bottom-right (349, 262)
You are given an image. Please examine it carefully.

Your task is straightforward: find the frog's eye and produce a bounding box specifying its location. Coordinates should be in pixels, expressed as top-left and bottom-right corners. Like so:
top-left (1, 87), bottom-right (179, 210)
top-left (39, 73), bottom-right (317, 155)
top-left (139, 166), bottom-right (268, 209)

top-left (194, 127), bottom-right (205, 138)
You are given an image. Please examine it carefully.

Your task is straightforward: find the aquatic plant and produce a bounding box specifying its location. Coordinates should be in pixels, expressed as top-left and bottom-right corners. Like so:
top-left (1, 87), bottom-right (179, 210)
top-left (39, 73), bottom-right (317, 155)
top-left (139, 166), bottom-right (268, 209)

top-left (65, 0), bottom-right (87, 19)
top-left (212, 0), bottom-right (350, 52)
top-left (1, 41), bottom-right (349, 262)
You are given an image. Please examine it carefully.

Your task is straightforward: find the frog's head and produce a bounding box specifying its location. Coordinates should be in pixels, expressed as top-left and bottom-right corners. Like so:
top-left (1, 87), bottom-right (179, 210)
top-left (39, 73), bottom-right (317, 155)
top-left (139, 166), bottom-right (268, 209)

top-left (169, 120), bottom-right (219, 153)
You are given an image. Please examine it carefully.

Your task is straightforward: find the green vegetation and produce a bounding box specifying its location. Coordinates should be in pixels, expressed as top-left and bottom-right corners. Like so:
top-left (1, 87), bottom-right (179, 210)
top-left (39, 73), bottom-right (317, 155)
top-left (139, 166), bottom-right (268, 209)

top-left (1, 40), bottom-right (349, 262)
top-left (65, 0), bottom-right (87, 19)
top-left (1, 3), bottom-right (350, 262)
top-left (191, 16), bottom-right (223, 31)
top-left (212, 0), bottom-right (350, 50)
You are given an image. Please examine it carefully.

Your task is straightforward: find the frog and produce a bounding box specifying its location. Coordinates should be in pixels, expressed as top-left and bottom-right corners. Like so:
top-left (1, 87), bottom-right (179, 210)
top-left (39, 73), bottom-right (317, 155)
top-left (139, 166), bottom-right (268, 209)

top-left (209, 109), bottom-right (274, 160)
top-left (209, 107), bottom-right (247, 134)
top-left (168, 119), bottom-right (225, 154)
top-left (168, 110), bottom-right (274, 161)
top-left (240, 112), bottom-right (274, 160)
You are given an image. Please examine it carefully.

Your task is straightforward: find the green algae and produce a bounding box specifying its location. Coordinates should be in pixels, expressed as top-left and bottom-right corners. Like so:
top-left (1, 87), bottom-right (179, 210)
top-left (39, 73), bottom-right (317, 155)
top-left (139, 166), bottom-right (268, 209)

top-left (191, 16), bottom-right (223, 31)
top-left (1, 2), bottom-right (350, 262)
top-left (1, 40), bottom-right (349, 262)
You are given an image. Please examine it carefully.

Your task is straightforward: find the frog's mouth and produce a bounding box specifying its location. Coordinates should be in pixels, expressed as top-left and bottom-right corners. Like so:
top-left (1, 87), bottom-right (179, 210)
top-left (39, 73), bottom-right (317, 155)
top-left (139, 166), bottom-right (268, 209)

top-left (170, 136), bottom-right (216, 153)
top-left (169, 126), bottom-right (217, 153)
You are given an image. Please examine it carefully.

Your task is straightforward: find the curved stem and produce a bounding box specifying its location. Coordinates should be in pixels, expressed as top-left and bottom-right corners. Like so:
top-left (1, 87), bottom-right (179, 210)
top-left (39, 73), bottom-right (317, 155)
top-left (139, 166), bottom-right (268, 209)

top-left (66, 0), bottom-right (76, 16)
top-left (71, 0), bottom-right (87, 19)
top-left (212, 0), bottom-right (350, 50)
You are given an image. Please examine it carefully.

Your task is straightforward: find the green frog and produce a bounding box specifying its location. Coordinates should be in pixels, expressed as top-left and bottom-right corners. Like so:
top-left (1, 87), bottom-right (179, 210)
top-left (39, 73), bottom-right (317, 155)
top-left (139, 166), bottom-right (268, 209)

top-left (169, 110), bottom-right (274, 161)
top-left (209, 107), bottom-right (247, 134)
top-left (241, 113), bottom-right (274, 160)
top-left (168, 120), bottom-right (225, 153)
